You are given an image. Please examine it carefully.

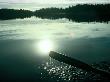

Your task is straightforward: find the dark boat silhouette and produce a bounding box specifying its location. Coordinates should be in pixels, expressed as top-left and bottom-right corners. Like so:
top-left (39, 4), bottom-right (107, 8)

top-left (49, 51), bottom-right (110, 79)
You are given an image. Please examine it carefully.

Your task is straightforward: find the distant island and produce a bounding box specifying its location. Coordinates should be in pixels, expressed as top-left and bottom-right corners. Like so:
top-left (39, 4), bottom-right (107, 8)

top-left (0, 4), bottom-right (110, 22)
top-left (0, 9), bottom-right (33, 20)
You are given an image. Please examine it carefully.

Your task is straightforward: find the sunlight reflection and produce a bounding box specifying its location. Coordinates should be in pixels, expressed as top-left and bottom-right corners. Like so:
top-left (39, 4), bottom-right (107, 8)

top-left (35, 39), bottom-right (54, 56)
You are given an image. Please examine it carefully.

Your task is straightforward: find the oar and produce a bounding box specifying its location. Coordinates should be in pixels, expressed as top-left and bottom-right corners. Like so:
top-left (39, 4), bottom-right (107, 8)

top-left (49, 51), bottom-right (110, 78)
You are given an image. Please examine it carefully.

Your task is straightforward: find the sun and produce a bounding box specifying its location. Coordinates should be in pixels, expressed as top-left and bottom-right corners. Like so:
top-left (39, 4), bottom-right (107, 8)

top-left (36, 39), bottom-right (54, 55)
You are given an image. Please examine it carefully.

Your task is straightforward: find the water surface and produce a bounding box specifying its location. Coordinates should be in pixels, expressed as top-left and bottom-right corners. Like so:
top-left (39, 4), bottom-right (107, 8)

top-left (0, 17), bottom-right (110, 81)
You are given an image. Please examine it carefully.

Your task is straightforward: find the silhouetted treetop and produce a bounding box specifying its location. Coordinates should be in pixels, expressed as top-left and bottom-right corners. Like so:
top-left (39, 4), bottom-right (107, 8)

top-left (0, 4), bottom-right (110, 22)
top-left (0, 9), bottom-right (34, 20)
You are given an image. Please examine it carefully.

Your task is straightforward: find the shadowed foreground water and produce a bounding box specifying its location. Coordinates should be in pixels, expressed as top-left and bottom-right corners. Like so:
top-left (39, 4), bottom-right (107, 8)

top-left (0, 39), bottom-right (110, 82)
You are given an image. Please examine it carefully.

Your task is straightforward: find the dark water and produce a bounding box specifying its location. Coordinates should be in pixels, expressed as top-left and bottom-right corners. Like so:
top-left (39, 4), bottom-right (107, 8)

top-left (0, 17), bottom-right (110, 81)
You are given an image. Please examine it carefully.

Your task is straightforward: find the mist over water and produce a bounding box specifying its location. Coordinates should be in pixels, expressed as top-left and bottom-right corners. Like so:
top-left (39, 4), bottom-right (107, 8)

top-left (0, 17), bottom-right (110, 40)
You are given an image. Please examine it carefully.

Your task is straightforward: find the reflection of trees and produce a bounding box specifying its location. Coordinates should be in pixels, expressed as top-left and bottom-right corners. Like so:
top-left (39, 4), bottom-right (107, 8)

top-left (0, 4), bottom-right (110, 22)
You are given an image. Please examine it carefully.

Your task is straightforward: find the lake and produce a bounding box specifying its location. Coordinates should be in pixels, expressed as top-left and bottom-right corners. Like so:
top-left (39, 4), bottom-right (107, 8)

top-left (0, 17), bottom-right (110, 81)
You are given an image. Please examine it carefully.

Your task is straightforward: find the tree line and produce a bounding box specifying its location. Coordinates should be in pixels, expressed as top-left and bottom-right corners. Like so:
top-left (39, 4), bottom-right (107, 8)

top-left (0, 9), bottom-right (33, 20)
top-left (0, 4), bottom-right (110, 22)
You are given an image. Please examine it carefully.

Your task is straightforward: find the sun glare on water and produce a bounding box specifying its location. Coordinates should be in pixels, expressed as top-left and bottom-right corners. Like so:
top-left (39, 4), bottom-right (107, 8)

top-left (35, 39), bottom-right (54, 56)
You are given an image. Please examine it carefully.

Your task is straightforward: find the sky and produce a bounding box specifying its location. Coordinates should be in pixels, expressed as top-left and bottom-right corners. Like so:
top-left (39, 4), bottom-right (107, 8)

top-left (0, 0), bottom-right (110, 10)
top-left (0, 0), bottom-right (110, 4)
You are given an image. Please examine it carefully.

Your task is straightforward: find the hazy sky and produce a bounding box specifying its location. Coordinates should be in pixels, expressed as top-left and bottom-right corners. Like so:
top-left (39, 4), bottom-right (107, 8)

top-left (0, 0), bottom-right (110, 4)
top-left (0, 0), bottom-right (110, 10)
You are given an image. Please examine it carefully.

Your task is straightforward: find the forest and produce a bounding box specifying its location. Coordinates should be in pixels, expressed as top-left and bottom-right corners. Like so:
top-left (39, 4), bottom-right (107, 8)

top-left (0, 4), bottom-right (110, 22)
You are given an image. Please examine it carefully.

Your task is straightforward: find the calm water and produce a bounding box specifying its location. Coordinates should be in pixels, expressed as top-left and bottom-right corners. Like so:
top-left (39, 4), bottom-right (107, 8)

top-left (0, 17), bottom-right (110, 81)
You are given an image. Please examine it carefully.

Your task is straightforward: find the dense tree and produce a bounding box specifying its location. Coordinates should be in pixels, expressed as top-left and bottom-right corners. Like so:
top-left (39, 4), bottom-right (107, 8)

top-left (0, 9), bottom-right (34, 20)
top-left (0, 4), bottom-right (110, 22)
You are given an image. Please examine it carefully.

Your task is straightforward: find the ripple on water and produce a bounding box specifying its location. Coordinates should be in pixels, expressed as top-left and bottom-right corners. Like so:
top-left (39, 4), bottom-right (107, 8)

top-left (38, 58), bottom-right (110, 81)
